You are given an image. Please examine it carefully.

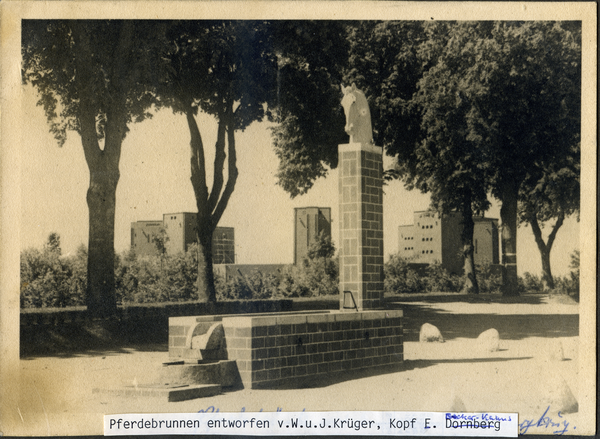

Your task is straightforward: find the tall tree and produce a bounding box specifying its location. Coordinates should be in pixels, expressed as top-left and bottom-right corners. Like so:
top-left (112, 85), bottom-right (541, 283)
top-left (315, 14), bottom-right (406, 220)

top-left (344, 21), bottom-right (490, 294)
top-left (158, 21), bottom-right (278, 302)
top-left (22, 20), bottom-right (158, 317)
top-left (378, 21), bottom-right (580, 296)
top-left (407, 23), bottom-right (494, 294)
top-left (518, 145), bottom-right (580, 291)
top-left (457, 22), bottom-right (581, 296)
top-left (155, 21), bottom-right (350, 301)
top-left (273, 21), bottom-right (580, 297)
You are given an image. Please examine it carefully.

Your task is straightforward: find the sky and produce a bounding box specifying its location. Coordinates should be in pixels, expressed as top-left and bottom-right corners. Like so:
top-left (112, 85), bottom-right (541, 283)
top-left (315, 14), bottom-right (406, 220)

top-left (21, 85), bottom-right (580, 276)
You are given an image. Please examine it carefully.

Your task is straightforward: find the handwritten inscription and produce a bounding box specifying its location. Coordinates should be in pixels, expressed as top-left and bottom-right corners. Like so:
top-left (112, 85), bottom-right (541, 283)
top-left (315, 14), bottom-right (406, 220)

top-left (519, 406), bottom-right (575, 435)
top-left (198, 406), bottom-right (293, 414)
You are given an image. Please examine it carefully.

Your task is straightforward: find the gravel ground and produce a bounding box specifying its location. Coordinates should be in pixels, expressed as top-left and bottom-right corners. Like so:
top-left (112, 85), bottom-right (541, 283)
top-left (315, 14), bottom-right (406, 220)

top-left (11, 298), bottom-right (586, 436)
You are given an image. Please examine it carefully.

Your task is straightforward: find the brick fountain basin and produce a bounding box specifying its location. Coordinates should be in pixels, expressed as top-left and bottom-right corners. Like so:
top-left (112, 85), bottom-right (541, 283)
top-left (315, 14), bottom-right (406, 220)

top-left (168, 309), bottom-right (403, 390)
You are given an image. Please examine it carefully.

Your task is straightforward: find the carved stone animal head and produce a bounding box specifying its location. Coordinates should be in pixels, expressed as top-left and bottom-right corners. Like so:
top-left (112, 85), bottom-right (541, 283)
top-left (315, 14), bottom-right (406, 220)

top-left (341, 83), bottom-right (373, 145)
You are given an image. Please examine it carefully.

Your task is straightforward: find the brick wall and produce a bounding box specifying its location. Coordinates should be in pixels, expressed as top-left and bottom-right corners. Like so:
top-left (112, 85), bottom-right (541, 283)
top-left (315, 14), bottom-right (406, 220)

top-left (21, 300), bottom-right (293, 328)
top-left (169, 310), bottom-right (403, 389)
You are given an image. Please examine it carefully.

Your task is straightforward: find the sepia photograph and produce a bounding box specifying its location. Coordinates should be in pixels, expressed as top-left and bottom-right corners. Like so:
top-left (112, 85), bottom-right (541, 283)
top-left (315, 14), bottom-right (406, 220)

top-left (1, 1), bottom-right (596, 436)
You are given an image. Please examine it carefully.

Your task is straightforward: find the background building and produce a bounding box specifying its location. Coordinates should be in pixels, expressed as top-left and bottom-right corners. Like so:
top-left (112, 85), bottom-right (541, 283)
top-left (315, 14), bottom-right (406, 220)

top-left (163, 212), bottom-right (197, 256)
top-left (131, 212), bottom-right (235, 262)
top-left (398, 210), bottom-right (499, 274)
top-left (212, 227), bottom-right (235, 264)
top-left (294, 207), bottom-right (332, 265)
top-left (130, 220), bottom-right (164, 257)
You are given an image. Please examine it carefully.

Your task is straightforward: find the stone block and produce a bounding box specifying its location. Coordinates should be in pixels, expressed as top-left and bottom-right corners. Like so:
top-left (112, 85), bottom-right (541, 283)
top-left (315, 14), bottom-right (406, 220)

top-left (234, 327), bottom-right (251, 338)
top-left (334, 312), bottom-right (360, 322)
top-left (221, 316), bottom-right (253, 328)
top-left (169, 325), bottom-right (186, 336)
top-left (251, 326), bottom-right (268, 337)
top-left (318, 363), bottom-right (330, 374)
top-left (295, 365), bottom-right (307, 376)
top-left (476, 328), bottom-right (500, 352)
top-left (277, 314), bottom-right (307, 325)
top-left (281, 367), bottom-right (294, 379)
top-left (419, 323), bottom-right (444, 343)
top-left (171, 336), bottom-right (187, 348)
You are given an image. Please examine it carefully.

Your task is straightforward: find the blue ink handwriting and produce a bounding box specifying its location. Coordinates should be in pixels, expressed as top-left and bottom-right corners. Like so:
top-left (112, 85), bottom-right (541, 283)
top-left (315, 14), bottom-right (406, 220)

top-left (519, 406), bottom-right (574, 435)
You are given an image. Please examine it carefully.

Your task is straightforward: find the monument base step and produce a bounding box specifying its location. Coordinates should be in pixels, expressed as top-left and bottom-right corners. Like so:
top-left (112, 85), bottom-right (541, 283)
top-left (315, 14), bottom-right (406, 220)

top-left (93, 383), bottom-right (222, 402)
top-left (160, 359), bottom-right (241, 388)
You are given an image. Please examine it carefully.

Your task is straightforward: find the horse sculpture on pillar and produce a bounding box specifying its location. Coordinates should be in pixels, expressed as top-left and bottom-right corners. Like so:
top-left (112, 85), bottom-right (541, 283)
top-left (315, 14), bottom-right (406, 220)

top-left (341, 83), bottom-right (373, 145)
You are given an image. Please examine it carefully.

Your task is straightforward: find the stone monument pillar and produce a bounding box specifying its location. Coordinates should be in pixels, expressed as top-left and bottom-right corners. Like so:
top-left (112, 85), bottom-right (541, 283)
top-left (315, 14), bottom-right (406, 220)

top-left (339, 84), bottom-right (384, 311)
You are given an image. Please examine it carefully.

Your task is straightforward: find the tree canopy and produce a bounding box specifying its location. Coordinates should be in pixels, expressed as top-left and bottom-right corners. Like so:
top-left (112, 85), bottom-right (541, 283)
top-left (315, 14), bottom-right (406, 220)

top-left (275, 21), bottom-right (581, 295)
top-left (22, 20), bottom-right (161, 316)
top-left (271, 21), bottom-right (350, 197)
top-left (155, 21), bottom-right (351, 301)
top-left (155, 21), bottom-right (280, 301)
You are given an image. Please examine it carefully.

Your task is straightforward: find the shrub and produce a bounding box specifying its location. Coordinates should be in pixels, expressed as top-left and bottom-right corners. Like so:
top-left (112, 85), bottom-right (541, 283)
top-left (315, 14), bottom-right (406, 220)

top-left (65, 244), bottom-right (87, 305)
top-left (21, 233), bottom-right (340, 306)
top-left (277, 265), bottom-right (311, 298)
top-left (116, 244), bottom-right (200, 304)
top-left (518, 272), bottom-right (544, 293)
top-left (424, 263), bottom-right (461, 293)
top-left (216, 270), bottom-right (283, 301)
top-left (384, 254), bottom-right (424, 294)
top-left (385, 254), bottom-right (505, 295)
top-left (20, 235), bottom-right (87, 308)
top-left (297, 256), bottom-right (339, 297)
top-left (476, 263), bottom-right (503, 294)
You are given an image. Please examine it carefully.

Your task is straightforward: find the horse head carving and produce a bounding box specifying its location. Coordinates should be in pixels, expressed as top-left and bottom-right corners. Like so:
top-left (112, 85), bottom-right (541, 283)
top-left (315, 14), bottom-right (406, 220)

top-left (341, 83), bottom-right (373, 145)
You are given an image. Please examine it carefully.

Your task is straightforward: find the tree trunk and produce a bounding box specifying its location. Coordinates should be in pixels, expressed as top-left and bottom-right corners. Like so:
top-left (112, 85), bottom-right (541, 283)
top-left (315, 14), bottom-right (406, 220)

top-left (72, 21), bottom-right (132, 317)
top-left (196, 226), bottom-right (217, 303)
top-left (529, 212), bottom-right (564, 292)
top-left (86, 169), bottom-right (119, 318)
top-left (186, 106), bottom-right (238, 304)
top-left (460, 205), bottom-right (479, 294)
top-left (499, 183), bottom-right (520, 296)
top-left (539, 246), bottom-right (554, 291)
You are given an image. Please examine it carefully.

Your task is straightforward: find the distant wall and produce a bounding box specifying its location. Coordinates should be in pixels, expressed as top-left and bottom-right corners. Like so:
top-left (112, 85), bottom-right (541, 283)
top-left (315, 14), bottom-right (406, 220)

top-left (20, 300), bottom-right (293, 357)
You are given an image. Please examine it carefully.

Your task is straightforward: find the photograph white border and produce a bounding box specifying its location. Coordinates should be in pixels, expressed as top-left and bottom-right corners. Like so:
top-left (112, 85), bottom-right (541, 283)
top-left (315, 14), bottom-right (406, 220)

top-left (1, 2), bottom-right (596, 436)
